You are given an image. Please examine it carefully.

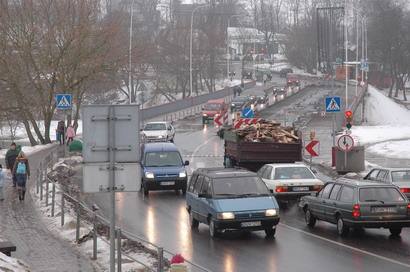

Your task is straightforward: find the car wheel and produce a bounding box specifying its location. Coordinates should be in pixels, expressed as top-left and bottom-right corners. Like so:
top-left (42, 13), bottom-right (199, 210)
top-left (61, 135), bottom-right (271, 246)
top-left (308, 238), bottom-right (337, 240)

top-left (265, 227), bottom-right (276, 238)
top-left (389, 228), bottom-right (402, 237)
top-left (305, 209), bottom-right (316, 228)
top-left (209, 219), bottom-right (219, 238)
top-left (189, 209), bottom-right (199, 229)
top-left (337, 216), bottom-right (349, 237)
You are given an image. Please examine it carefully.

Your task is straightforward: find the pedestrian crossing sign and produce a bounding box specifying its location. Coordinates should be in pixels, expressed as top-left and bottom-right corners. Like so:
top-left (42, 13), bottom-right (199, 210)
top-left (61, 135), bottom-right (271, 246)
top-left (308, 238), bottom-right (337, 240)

top-left (55, 94), bottom-right (72, 110)
top-left (325, 96), bottom-right (341, 112)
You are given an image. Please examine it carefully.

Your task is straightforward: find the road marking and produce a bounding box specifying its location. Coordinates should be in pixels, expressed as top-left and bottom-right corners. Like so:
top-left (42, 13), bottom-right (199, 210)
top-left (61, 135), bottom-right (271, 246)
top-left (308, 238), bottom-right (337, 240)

top-left (279, 223), bottom-right (410, 269)
top-left (190, 134), bottom-right (218, 168)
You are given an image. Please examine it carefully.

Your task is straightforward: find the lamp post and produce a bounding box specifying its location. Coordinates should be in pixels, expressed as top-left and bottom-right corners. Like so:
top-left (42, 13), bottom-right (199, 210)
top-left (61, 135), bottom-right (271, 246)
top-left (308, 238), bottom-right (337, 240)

top-left (227, 14), bottom-right (243, 79)
top-left (190, 4), bottom-right (210, 97)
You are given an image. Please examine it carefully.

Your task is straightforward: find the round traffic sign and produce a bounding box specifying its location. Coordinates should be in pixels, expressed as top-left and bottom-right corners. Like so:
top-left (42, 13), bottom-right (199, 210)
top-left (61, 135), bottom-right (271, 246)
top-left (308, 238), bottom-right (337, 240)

top-left (337, 134), bottom-right (354, 152)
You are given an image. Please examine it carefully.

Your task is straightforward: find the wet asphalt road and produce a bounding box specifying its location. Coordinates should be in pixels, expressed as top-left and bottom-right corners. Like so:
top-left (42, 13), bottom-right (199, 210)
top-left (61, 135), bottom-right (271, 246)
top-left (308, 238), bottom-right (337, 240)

top-left (86, 84), bottom-right (410, 272)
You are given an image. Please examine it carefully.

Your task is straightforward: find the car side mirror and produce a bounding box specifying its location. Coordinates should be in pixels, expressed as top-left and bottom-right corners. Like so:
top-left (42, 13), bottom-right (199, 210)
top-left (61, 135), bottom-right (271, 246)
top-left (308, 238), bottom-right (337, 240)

top-left (311, 169), bottom-right (318, 174)
top-left (140, 128), bottom-right (143, 131)
top-left (184, 160), bottom-right (190, 166)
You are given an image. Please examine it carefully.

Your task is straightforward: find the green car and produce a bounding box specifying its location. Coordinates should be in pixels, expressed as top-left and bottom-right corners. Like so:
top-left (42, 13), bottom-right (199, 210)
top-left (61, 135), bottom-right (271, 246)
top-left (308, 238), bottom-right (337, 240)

top-left (299, 178), bottom-right (410, 237)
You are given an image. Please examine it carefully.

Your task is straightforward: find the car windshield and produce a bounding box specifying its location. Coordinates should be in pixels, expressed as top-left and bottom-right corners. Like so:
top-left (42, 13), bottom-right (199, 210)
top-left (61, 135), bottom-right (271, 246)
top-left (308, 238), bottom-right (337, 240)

top-left (232, 97), bottom-right (247, 103)
top-left (144, 151), bottom-right (183, 167)
top-left (391, 171), bottom-right (410, 183)
top-left (212, 177), bottom-right (270, 197)
top-left (144, 123), bottom-right (166, 131)
top-left (274, 167), bottom-right (315, 180)
top-left (359, 187), bottom-right (406, 202)
top-left (203, 103), bottom-right (222, 110)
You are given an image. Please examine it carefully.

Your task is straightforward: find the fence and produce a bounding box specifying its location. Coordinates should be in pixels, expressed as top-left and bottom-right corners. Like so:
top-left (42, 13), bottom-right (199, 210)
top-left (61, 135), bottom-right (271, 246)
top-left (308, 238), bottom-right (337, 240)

top-left (35, 152), bottom-right (210, 272)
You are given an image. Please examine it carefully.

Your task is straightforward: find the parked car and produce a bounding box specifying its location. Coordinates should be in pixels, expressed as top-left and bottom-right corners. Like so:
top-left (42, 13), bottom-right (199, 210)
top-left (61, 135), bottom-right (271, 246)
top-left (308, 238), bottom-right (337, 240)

top-left (202, 99), bottom-right (228, 124)
top-left (141, 121), bottom-right (175, 143)
top-left (364, 168), bottom-right (410, 199)
top-left (140, 143), bottom-right (189, 196)
top-left (257, 163), bottom-right (324, 200)
top-left (186, 168), bottom-right (280, 238)
top-left (299, 178), bottom-right (410, 237)
top-left (230, 96), bottom-right (250, 112)
top-left (279, 68), bottom-right (293, 78)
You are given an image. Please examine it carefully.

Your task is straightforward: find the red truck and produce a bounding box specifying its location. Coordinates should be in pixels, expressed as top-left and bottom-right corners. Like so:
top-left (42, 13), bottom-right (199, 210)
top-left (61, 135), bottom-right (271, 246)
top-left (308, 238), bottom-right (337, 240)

top-left (202, 98), bottom-right (228, 124)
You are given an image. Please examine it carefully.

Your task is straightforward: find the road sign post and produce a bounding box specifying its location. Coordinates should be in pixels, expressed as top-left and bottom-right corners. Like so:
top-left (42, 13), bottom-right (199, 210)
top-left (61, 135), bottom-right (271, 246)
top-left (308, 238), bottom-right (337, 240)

top-left (325, 96), bottom-right (341, 151)
top-left (55, 94), bottom-right (73, 157)
top-left (241, 107), bottom-right (254, 118)
top-left (337, 134), bottom-right (354, 171)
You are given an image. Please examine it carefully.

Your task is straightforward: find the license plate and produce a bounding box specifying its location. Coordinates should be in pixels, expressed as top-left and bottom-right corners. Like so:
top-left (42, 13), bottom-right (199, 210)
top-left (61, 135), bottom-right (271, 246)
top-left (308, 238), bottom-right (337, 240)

top-left (372, 207), bottom-right (397, 213)
top-left (292, 186), bottom-right (309, 192)
top-left (241, 221), bottom-right (261, 227)
top-left (161, 181), bottom-right (175, 186)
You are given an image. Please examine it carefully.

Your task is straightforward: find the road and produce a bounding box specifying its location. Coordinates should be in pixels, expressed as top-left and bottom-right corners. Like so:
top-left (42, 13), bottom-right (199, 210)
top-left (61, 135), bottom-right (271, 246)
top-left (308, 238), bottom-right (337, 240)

top-left (83, 82), bottom-right (410, 272)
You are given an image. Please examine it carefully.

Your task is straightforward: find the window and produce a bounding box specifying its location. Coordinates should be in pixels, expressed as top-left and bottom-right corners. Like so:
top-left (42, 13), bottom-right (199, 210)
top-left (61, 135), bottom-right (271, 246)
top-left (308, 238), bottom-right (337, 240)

top-left (367, 170), bottom-right (379, 180)
top-left (257, 166), bottom-right (267, 177)
top-left (376, 171), bottom-right (388, 182)
top-left (264, 166), bottom-right (272, 179)
top-left (200, 177), bottom-right (212, 195)
top-left (193, 176), bottom-right (204, 194)
top-left (391, 171), bottom-right (410, 183)
top-left (319, 183), bottom-right (334, 199)
top-left (188, 174), bottom-right (198, 192)
top-left (329, 184), bottom-right (342, 200)
top-left (144, 123), bottom-right (166, 131)
top-left (212, 177), bottom-right (269, 197)
top-left (359, 187), bottom-right (406, 202)
top-left (339, 186), bottom-right (355, 202)
top-left (144, 151), bottom-right (183, 167)
top-left (274, 167), bottom-right (315, 180)
top-left (203, 103), bottom-right (222, 110)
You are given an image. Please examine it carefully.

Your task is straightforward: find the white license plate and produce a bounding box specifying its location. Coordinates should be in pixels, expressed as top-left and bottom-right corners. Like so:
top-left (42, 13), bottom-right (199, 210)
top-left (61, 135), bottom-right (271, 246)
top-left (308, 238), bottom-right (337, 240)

top-left (241, 221), bottom-right (261, 227)
top-left (161, 182), bottom-right (175, 186)
top-left (292, 186), bottom-right (309, 192)
top-left (372, 207), bottom-right (397, 213)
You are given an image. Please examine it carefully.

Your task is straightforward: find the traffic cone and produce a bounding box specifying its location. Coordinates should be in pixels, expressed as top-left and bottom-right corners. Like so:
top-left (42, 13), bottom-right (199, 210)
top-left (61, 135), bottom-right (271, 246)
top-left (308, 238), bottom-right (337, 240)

top-left (169, 254), bottom-right (188, 272)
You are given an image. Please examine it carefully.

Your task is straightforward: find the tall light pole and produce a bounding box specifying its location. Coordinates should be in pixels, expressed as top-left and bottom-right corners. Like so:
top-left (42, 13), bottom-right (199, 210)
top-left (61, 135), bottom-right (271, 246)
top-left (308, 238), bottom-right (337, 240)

top-left (190, 4), bottom-right (209, 97)
top-left (128, 0), bottom-right (135, 105)
top-left (227, 14), bottom-right (243, 79)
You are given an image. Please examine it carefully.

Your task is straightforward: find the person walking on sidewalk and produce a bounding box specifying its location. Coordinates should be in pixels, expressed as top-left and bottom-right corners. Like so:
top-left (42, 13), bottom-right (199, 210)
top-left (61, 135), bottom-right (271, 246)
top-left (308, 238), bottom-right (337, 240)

top-left (66, 124), bottom-right (75, 146)
top-left (57, 120), bottom-right (65, 145)
top-left (13, 152), bottom-right (30, 201)
top-left (5, 142), bottom-right (19, 187)
top-left (0, 164), bottom-right (5, 201)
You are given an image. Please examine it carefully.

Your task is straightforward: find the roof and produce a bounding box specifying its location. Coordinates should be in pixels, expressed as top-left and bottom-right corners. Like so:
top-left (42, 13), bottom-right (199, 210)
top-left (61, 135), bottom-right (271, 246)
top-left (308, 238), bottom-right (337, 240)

top-left (335, 178), bottom-right (395, 187)
top-left (143, 142), bottom-right (178, 152)
top-left (266, 163), bottom-right (308, 168)
top-left (194, 167), bottom-right (257, 179)
top-left (145, 121), bottom-right (169, 125)
top-left (207, 98), bottom-right (225, 103)
top-left (370, 168), bottom-right (410, 172)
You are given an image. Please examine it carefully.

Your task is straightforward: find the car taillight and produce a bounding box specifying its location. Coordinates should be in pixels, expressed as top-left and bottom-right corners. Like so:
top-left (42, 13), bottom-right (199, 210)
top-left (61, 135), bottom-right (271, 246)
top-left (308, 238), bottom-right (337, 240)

top-left (352, 204), bottom-right (361, 218)
top-left (313, 185), bottom-right (323, 191)
top-left (275, 186), bottom-right (288, 193)
top-left (400, 188), bottom-right (410, 193)
top-left (407, 204), bottom-right (410, 210)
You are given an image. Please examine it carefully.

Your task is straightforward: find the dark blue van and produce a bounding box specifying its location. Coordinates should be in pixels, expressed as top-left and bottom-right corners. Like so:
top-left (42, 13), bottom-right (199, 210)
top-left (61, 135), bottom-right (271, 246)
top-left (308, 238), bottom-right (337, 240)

top-left (141, 143), bottom-right (189, 196)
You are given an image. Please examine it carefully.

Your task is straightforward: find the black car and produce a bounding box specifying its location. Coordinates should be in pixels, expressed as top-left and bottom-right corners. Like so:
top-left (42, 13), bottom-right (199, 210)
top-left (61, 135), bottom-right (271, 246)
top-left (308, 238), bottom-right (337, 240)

top-left (299, 178), bottom-right (410, 237)
top-left (230, 96), bottom-right (250, 112)
top-left (279, 68), bottom-right (293, 78)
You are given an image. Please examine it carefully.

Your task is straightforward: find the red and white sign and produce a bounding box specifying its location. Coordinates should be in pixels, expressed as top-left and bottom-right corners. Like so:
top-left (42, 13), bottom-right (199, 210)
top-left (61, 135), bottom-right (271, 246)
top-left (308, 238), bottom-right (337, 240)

top-left (233, 118), bottom-right (262, 129)
top-left (214, 111), bottom-right (228, 127)
top-left (305, 140), bottom-right (320, 157)
top-left (337, 134), bottom-right (354, 152)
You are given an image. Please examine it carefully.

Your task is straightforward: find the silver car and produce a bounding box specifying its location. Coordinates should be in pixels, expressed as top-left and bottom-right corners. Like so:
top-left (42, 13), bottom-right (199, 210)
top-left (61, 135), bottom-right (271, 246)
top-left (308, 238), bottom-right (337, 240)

top-left (364, 168), bottom-right (410, 199)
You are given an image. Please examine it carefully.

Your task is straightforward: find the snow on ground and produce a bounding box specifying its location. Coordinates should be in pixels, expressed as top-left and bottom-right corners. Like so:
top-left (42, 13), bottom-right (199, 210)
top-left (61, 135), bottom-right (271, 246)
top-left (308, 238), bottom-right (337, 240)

top-left (367, 140), bottom-right (410, 159)
top-left (0, 253), bottom-right (30, 272)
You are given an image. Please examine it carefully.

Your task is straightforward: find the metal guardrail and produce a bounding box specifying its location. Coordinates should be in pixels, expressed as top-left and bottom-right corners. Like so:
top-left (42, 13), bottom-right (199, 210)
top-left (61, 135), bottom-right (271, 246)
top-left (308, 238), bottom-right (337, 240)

top-left (35, 153), bottom-right (210, 272)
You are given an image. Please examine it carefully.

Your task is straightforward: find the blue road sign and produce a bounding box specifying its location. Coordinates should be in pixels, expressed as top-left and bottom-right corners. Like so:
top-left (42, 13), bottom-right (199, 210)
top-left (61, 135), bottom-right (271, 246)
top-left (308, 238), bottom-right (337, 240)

top-left (241, 107), bottom-right (254, 118)
top-left (55, 94), bottom-right (72, 110)
top-left (325, 96), bottom-right (341, 112)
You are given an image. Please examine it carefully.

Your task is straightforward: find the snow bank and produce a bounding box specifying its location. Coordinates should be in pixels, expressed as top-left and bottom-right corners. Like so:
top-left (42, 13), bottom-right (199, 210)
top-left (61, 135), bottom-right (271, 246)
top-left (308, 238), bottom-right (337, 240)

top-left (365, 85), bottom-right (410, 125)
top-left (0, 143), bottom-right (56, 161)
top-left (0, 253), bottom-right (30, 272)
top-left (351, 126), bottom-right (410, 146)
top-left (367, 140), bottom-right (410, 159)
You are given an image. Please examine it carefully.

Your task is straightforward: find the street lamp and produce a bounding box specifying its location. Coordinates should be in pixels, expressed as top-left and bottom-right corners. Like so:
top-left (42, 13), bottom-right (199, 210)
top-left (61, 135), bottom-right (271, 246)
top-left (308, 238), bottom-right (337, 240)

top-left (190, 4), bottom-right (210, 97)
top-left (227, 14), bottom-right (243, 79)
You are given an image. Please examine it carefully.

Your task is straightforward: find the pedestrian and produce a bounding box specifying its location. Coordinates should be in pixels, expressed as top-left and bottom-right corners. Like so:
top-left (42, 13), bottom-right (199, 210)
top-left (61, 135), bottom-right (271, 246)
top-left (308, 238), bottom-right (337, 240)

top-left (0, 164), bottom-right (4, 201)
top-left (5, 142), bottom-right (19, 187)
top-left (57, 120), bottom-right (65, 145)
top-left (66, 124), bottom-right (75, 146)
top-left (13, 152), bottom-right (30, 201)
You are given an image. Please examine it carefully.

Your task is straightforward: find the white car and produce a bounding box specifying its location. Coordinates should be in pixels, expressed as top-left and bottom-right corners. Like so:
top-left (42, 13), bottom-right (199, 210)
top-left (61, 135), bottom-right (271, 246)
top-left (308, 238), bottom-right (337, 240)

top-left (364, 168), bottom-right (410, 199)
top-left (141, 122), bottom-right (175, 142)
top-left (257, 163), bottom-right (324, 200)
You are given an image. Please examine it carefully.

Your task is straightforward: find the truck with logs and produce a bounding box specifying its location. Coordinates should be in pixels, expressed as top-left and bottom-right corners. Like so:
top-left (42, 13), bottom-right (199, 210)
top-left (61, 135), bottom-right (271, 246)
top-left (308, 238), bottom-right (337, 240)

top-left (223, 119), bottom-right (303, 172)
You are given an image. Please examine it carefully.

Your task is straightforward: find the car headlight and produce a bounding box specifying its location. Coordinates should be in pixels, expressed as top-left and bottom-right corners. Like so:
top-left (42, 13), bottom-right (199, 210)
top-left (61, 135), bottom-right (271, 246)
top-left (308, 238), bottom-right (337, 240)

top-left (145, 172), bottom-right (154, 179)
top-left (179, 171), bottom-right (187, 178)
top-left (203, 113), bottom-right (208, 117)
top-left (231, 103), bottom-right (235, 107)
top-left (265, 209), bottom-right (278, 217)
top-left (217, 212), bottom-right (235, 220)
top-left (158, 135), bottom-right (164, 138)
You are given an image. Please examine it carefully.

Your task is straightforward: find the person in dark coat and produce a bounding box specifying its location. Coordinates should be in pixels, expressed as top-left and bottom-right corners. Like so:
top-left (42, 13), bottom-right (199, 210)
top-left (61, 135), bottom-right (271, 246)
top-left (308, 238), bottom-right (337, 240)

top-left (57, 120), bottom-right (65, 145)
top-left (5, 142), bottom-right (19, 187)
top-left (13, 152), bottom-right (30, 201)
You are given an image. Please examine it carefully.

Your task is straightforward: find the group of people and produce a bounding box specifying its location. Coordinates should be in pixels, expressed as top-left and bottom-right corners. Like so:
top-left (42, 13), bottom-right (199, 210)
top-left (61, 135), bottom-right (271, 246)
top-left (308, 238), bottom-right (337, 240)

top-left (56, 120), bottom-right (76, 145)
top-left (0, 143), bottom-right (30, 201)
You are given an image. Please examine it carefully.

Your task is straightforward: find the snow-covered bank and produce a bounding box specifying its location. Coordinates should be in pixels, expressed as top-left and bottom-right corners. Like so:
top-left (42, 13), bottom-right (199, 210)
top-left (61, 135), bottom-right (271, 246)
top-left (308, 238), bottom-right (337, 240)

top-left (0, 143), bottom-right (56, 161)
top-left (368, 140), bottom-right (410, 159)
top-left (0, 253), bottom-right (30, 272)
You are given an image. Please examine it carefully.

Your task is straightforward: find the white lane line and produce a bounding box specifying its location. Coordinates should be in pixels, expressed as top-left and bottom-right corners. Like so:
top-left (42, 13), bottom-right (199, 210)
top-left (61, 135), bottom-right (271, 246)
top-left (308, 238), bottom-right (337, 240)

top-left (279, 223), bottom-right (410, 269)
top-left (190, 134), bottom-right (218, 170)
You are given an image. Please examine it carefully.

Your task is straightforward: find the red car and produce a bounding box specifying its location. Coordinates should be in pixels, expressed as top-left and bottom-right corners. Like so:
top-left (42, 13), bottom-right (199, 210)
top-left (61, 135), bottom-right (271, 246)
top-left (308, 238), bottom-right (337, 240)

top-left (202, 99), bottom-right (228, 124)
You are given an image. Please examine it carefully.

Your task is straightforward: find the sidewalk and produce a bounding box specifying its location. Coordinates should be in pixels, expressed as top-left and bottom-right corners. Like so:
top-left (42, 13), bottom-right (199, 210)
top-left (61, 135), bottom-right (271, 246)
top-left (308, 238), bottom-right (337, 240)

top-left (0, 146), bottom-right (97, 272)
